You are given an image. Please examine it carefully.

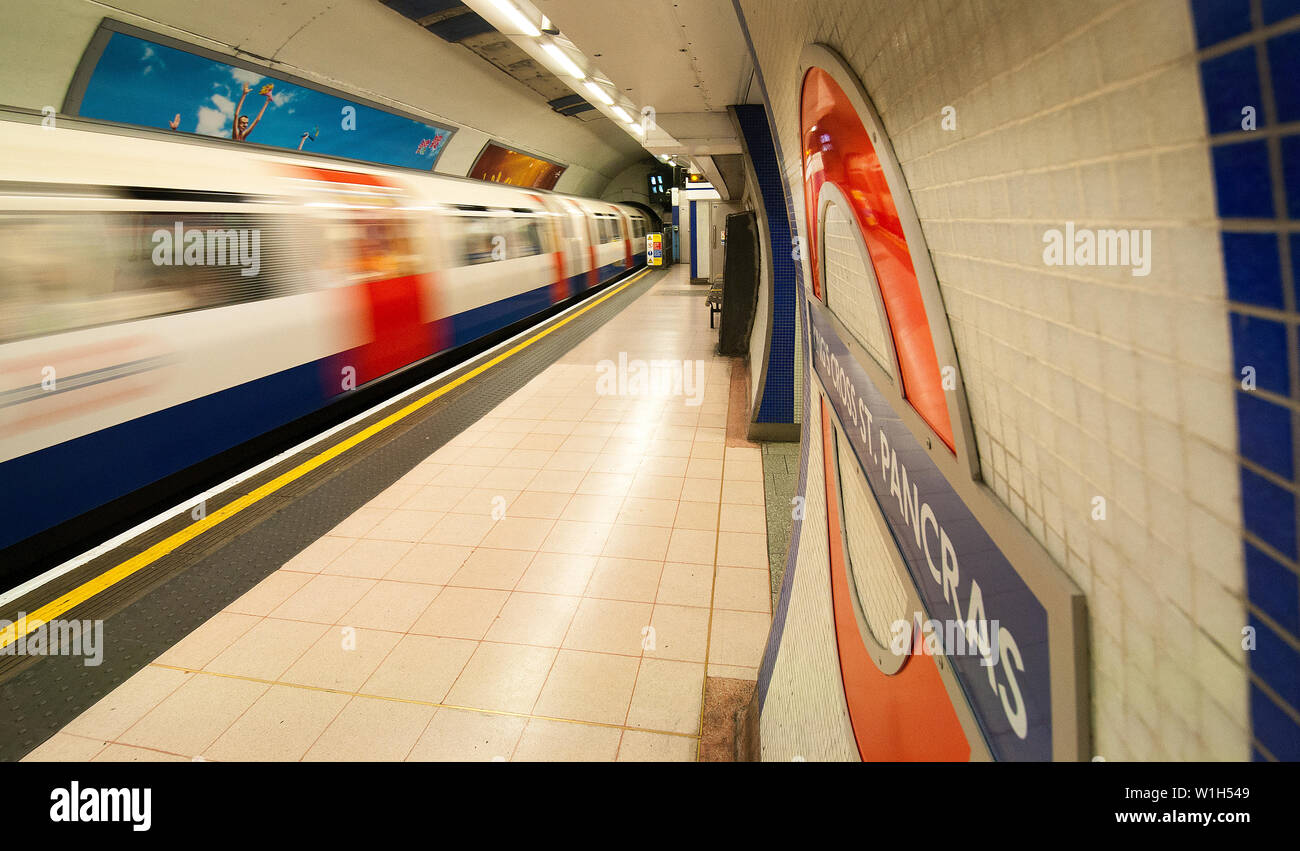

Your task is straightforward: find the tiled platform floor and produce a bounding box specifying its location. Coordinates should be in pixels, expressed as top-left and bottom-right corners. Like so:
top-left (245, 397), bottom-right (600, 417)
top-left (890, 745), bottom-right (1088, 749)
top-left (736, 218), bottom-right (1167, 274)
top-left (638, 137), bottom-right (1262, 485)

top-left (25, 266), bottom-right (774, 762)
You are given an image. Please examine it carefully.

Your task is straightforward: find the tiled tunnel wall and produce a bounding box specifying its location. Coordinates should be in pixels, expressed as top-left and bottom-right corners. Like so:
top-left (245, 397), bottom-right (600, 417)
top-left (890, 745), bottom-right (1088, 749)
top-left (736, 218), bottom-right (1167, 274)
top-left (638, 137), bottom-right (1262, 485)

top-left (739, 0), bottom-right (1270, 760)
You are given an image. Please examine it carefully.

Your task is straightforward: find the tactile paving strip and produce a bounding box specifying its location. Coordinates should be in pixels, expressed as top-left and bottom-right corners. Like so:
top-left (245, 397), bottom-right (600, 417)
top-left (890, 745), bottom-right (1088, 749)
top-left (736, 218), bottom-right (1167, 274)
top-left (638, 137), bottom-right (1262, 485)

top-left (0, 270), bottom-right (662, 760)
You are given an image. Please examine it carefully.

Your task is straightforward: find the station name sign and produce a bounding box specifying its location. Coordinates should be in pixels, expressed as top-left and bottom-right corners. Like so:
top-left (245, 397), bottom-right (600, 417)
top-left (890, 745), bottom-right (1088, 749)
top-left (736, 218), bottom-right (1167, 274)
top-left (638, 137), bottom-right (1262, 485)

top-left (808, 300), bottom-right (1052, 761)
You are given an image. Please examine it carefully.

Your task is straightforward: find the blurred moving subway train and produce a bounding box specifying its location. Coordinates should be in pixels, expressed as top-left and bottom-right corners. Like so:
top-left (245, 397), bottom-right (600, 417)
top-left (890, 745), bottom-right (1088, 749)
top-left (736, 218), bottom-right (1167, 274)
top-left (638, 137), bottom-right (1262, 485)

top-left (0, 116), bottom-right (650, 574)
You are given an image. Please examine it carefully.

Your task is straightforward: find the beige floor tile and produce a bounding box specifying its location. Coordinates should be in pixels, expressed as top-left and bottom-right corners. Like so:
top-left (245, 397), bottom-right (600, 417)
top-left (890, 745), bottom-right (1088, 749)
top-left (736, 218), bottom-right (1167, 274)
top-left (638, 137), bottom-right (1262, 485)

top-left (269, 575), bottom-right (376, 624)
top-left (720, 480), bottom-right (765, 505)
top-left (406, 708), bottom-right (526, 761)
top-left (540, 519), bottom-right (612, 556)
top-left (560, 494), bottom-right (623, 523)
top-left (410, 587), bottom-right (508, 639)
top-left (707, 663), bottom-right (759, 680)
top-left (646, 439), bottom-right (693, 458)
top-left (627, 659), bottom-right (705, 734)
top-left (516, 552), bottom-right (598, 596)
top-left (321, 539), bottom-right (413, 579)
top-left (681, 477), bottom-right (722, 503)
top-left (22, 733), bottom-right (108, 762)
top-left (443, 642), bottom-right (557, 714)
top-left (713, 567), bottom-right (772, 613)
top-left (448, 547), bottom-right (534, 590)
top-left (225, 572), bottom-right (312, 617)
top-left (361, 634), bottom-right (477, 703)
top-left (508, 490), bottom-right (572, 519)
top-left (479, 516), bottom-right (555, 551)
top-left (589, 452), bottom-right (641, 474)
top-left (617, 497), bottom-right (679, 527)
top-left (473, 431), bottom-right (524, 450)
top-left (339, 581), bottom-right (441, 632)
top-left (484, 592), bottom-right (580, 646)
top-left (62, 666), bottom-right (194, 741)
top-left (686, 458), bottom-right (724, 479)
top-left (719, 503), bottom-right (767, 534)
top-left (203, 684), bottom-right (349, 761)
top-left (515, 432), bottom-right (566, 451)
top-left (577, 471), bottom-right (634, 497)
top-left (364, 509), bottom-right (444, 543)
top-left (327, 508), bottom-right (388, 539)
top-left (724, 460), bottom-right (765, 482)
top-left (431, 465), bottom-right (490, 487)
top-left (385, 543), bottom-right (471, 584)
top-left (527, 469), bottom-right (586, 493)
top-left (544, 451), bottom-right (598, 472)
top-left (627, 474), bottom-right (683, 501)
top-left (648, 605), bottom-right (710, 663)
top-left (639, 456), bottom-right (689, 478)
top-left (512, 718), bottom-right (621, 762)
top-left (724, 446), bottom-right (762, 463)
top-left (708, 609), bottom-right (771, 668)
top-left (281, 627), bottom-right (402, 691)
top-left (617, 730), bottom-right (697, 762)
top-left (478, 467), bottom-right (540, 490)
top-left (303, 695), bottom-right (436, 761)
top-left (450, 488), bottom-right (519, 516)
top-left (657, 563), bottom-right (715, 608)
top-left (586, 557), bottom-right (663, 602)
top-left (666, 528), bottom-right (717, 565)
top-left (673, 501), bottom-right (719, 531)
top-left (533, 650), bottom-right (639, 725)
top-left (716, 530), bottom-right (770, 569)
top-left (563, 598), bottom-right (653, 656)
top-left (282, 536), bottom-right (352, 573)
top-left (501, 448), bottom-right (553, 469)
top-left (602, 524), bottom-right (671, 560)
top-left (119, 674), bottom-right (268, 756)
top-left (204, 618), bottom-right (328, 680)
top-left (92, 744), bottom-right (189, 762)
top-left (452, 446), bottom-right (510, 467)
top-left (689, 441), bottom-right (725, 460)
top-left (155, 612), bottom-right (261, 669)
top-left (401, 484), bottom-right (471, 512)
top-left (422, 513), bottom-right (497, 547)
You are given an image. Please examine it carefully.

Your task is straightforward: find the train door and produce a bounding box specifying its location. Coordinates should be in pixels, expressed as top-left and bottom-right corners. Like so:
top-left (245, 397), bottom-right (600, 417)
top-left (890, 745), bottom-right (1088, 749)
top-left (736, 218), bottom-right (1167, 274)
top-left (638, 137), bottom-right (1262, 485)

top-left (616, 209), bottom-right (633, 269)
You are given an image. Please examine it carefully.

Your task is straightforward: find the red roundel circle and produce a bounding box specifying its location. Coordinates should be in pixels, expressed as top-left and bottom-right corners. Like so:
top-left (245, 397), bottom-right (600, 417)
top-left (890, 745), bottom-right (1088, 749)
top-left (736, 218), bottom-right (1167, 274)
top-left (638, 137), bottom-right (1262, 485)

top-left (803, 62), bottom-right (969, 761)
top-left (800, 65), bottom-right (953, 451)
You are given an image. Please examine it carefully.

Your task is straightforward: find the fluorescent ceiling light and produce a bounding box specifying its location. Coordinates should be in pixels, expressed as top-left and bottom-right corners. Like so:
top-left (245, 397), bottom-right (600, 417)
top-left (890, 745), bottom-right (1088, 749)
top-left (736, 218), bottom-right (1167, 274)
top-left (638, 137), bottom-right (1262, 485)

top-left (625, 121), bottom-right (644, 135)
top-left (541, 42), bottom-right (585, 79)
top-left (491, 0), bottom-right (540, 36)
top-left (583, 81), bottom-right (614, 105)
top-left (611, 106), bottom-right (632, 123)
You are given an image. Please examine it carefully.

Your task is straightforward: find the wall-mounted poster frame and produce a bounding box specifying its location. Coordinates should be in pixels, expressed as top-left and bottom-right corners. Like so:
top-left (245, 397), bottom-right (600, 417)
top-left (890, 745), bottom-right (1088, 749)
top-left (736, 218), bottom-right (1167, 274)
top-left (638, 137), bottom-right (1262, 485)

top-left (468, 139), bottom-right (567, 190)
top-left (63, 19), bottom-right (457, 171)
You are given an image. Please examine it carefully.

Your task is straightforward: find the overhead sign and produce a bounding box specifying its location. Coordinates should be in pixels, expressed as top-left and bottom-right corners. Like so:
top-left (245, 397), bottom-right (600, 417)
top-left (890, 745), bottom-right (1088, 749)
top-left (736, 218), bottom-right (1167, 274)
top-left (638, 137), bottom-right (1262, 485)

top-left (647, 233), bottom-right (663, 266)
top-left (809, 299), bottom-right (1052, 761)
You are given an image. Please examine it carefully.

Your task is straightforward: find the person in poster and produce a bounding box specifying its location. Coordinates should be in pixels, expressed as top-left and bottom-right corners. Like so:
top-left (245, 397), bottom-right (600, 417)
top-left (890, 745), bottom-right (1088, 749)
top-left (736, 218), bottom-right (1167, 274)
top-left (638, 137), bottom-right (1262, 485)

top-left (232, 82), bottom-right (275, 142)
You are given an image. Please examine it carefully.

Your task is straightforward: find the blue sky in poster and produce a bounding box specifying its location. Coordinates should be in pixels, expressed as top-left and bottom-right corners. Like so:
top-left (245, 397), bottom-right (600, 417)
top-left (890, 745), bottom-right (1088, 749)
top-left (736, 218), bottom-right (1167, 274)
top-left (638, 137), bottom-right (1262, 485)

top-left (77, 32), bottom-right (452, 170)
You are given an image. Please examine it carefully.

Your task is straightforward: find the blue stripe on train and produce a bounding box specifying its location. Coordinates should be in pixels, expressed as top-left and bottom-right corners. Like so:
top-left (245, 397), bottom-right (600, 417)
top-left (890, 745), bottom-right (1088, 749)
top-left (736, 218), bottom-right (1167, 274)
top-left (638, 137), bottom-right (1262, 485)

top-left (0, 278), bottom-right (609, 551)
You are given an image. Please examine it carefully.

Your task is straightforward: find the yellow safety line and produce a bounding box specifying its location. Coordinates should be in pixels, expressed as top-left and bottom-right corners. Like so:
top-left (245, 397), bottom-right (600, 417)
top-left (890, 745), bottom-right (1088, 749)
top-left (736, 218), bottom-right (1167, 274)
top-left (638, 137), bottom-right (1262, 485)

top-left (0, 269), bottom-right (652, 650)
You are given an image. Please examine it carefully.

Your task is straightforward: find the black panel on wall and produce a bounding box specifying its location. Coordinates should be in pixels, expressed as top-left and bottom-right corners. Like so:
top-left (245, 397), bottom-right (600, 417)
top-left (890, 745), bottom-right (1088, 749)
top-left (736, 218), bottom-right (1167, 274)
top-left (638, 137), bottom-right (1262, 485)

top-left (719, 211), bottom-right (760, 356)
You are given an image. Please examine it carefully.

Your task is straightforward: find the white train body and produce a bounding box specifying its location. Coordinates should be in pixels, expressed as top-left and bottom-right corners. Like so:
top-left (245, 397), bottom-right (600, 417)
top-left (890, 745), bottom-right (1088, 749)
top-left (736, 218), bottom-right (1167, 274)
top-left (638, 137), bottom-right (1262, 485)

top-left (0, 119), bottom-right (650, 551)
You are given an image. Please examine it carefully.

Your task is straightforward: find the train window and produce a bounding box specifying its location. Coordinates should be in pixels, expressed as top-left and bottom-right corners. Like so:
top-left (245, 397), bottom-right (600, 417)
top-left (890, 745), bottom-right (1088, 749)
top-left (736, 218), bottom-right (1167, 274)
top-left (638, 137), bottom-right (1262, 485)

top-left (325, 216), bottom-right (422, 285)
top-left (0, 210), bottom-right (306, 343)
top-left (510, 219), bottom-right (544, 258)
top-left (457, 215), bottom-right (499, 265)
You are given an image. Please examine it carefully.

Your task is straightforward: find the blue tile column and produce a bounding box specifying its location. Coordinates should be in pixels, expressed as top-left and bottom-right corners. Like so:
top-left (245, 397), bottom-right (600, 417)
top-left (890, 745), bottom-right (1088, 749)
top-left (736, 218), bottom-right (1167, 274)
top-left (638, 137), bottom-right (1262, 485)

top-left (1192, 0), bottom-right (1300, 761)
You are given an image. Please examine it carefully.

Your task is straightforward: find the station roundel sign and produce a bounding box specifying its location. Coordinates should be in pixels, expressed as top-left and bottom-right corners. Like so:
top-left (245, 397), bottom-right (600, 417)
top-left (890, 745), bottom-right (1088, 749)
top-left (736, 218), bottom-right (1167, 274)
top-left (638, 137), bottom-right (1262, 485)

top-left (799, 45), bottom-right (983, 761)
